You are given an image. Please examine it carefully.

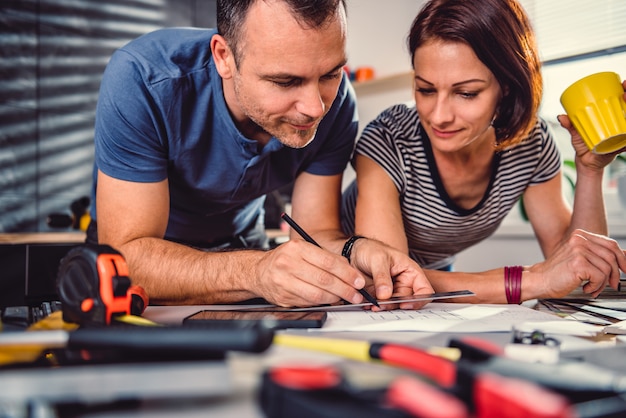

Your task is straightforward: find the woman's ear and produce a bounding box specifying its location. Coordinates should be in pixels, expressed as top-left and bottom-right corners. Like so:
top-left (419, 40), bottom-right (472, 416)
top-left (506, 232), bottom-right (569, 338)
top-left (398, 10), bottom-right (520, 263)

top-left (211, 34), bottom-right (235, 79)
top-left (501, 84), bottom-right (510, 99)
top-left (492, 84), bottom-right (510, 125)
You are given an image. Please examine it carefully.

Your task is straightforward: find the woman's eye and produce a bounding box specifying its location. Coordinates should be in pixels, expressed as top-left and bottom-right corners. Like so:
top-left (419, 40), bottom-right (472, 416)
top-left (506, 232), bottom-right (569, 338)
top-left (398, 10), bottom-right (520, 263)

top-left (458, 92), bottom-right (478, 99)
top-left (415, 88), bottom-right (435, 95)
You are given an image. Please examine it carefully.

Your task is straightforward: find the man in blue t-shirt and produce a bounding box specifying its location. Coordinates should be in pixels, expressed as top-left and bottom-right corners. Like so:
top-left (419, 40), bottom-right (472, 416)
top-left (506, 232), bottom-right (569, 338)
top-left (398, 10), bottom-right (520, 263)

top-left (89, 0), bottom-right (433, 307)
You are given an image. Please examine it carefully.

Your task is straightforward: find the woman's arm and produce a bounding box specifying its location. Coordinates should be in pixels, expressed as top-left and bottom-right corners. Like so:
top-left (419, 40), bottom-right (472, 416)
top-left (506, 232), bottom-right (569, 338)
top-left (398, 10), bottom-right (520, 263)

top-left (352, 156), bottom-right (625, 304)
top-left (521, 174), bottom-right (572, 259)
top-left (523, 110), bottom-right (620, 260)
top-left (353, 155), bottom-right (408, 252)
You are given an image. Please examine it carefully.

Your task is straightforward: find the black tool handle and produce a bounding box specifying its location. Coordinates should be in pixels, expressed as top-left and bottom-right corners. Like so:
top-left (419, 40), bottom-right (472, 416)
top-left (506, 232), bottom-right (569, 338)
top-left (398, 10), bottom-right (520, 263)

top-left (67, 324), bottom-right (274, 355)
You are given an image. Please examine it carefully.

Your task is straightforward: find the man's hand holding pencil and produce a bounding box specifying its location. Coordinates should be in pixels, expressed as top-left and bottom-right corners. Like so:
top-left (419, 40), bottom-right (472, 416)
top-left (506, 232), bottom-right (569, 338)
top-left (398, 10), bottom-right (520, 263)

top-left (256, 213), bottom-right (433, 310)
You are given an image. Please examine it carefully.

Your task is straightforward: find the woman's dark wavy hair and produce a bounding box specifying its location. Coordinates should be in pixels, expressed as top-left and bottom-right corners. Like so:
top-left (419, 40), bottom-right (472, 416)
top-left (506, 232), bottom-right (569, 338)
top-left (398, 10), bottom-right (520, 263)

top-left (407, 0), bottom-right (542, 149)
top-left (217, 0), bottom-right (346, 68)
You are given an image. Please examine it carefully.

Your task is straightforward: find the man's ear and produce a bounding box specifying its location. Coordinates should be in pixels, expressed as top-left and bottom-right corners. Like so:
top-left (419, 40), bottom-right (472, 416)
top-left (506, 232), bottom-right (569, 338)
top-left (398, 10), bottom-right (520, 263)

top-left (211, 34), bottom-right (235, 79)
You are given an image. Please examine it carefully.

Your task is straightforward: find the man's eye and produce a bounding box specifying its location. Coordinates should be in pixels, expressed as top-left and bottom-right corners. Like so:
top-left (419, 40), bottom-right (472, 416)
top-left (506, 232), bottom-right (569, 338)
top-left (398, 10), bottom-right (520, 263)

top-left (273, 79), bottom-right (299, 88)
top-left (322, 72), bottom-right (342, 81)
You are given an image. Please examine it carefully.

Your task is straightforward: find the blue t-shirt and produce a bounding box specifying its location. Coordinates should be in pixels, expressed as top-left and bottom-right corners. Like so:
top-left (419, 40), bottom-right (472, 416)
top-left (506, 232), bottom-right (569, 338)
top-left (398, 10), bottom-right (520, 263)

top-left (92, 28), bottom-right (358, 244)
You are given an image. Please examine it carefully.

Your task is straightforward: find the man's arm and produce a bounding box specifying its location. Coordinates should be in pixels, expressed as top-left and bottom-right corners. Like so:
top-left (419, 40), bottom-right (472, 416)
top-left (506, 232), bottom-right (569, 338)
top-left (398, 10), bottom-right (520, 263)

top-left (96, 170), bottom-right (368, 306)
top-left (96, 170), bottom-right (262, 304)
top-left (289, 172), bottom-right (345, 251)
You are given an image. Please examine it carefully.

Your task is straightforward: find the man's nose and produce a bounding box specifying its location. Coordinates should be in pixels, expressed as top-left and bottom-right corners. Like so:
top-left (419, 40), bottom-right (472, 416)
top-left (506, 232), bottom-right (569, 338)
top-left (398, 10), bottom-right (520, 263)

top-left (296, 84), bottom-right (325, 119)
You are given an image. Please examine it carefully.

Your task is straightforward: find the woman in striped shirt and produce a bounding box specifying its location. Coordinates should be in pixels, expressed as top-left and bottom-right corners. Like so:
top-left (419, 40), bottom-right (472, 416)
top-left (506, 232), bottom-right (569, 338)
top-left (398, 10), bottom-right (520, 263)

top-left (342, 0), bottom-right (626, 304)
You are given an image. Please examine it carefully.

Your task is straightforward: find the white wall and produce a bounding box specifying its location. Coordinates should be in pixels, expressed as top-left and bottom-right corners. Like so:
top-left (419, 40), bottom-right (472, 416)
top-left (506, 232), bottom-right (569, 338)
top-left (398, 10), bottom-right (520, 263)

top-left (345, 0), bottom-right (425, 79)
top-left (345, 0), bottom-right (425, 129)
top-left (343, 0), bottom-right (426, 189)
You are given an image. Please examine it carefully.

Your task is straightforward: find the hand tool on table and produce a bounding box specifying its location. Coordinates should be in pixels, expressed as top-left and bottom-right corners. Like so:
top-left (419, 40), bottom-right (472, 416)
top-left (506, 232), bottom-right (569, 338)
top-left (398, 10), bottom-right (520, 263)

top-left (56, 244), bottom-right (148, 326)
top-left (260, 349), bottom-right (586, 418)
top-left (271, 334), bottom-right (626, 417)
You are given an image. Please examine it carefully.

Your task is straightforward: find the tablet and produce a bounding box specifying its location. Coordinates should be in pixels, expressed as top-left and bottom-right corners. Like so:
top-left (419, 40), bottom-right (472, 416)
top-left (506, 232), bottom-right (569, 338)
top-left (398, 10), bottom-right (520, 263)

top-left (183, 310), bottom-right (327, 329)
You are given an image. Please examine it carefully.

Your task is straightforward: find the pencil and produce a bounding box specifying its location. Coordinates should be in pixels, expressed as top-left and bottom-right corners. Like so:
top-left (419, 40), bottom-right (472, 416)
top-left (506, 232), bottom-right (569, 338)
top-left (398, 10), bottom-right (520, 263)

top-left (280, 212), bottom-right (380, 308)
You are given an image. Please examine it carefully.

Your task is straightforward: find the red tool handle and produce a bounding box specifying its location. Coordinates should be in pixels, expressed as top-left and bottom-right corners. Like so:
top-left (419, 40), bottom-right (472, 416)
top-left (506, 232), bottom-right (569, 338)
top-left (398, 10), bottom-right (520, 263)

top-left (370, 342), bottom-right (457, 388)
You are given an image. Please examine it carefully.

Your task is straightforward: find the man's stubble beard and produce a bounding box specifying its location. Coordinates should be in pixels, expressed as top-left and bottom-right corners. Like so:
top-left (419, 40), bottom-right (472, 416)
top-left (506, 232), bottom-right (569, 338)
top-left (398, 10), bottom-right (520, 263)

top-left (232, 75), bottom-right (319, 149)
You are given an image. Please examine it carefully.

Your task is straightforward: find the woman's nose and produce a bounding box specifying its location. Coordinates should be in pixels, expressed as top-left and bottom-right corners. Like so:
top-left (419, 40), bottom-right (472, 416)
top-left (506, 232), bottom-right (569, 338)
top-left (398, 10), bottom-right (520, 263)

top-left (430, 96), bottom-right (454, 125)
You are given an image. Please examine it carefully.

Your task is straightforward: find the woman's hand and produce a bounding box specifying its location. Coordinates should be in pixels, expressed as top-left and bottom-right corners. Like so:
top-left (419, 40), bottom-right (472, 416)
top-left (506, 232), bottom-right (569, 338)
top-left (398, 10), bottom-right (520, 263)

top-left (557, 79), bottom-right (626, 173)
top-left (349, 237), bottom-right (434, 310)
top-left (528, 229), bottom-right (625, 299)
top-left (557, 114), bottom-right (621, 173)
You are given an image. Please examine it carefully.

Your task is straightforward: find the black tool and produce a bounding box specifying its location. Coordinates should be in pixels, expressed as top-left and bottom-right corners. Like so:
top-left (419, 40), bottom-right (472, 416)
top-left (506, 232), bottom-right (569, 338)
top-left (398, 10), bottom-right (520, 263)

top-left (449, 337), bottom-right (626, 403)
top-left (56, 244), bottom-right (148, 326)
top-left (259, 338), bottom-right (626, 418)
top-left (259, 365), bottom-right (412, 418)
top-left (46, 196), bottom-right (91, 231)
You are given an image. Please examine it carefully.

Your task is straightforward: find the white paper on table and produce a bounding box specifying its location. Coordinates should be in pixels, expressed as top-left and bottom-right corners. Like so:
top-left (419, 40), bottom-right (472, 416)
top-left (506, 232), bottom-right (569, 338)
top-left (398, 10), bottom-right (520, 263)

top-left (603, 319), bottom-right (626, 335)
top-left (319, 302), bottom-right (603, 336)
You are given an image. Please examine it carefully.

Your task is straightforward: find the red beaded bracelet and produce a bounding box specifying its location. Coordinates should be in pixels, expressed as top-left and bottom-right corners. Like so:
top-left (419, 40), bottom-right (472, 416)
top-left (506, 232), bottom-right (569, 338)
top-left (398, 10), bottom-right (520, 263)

top-left (505, 265), bottom-right (523, 304)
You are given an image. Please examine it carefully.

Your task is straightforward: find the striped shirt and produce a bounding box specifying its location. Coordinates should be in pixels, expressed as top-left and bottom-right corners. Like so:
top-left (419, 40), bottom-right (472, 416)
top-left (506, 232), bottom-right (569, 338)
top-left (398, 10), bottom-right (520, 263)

top-left (341, 103), bottom-right (561, 269)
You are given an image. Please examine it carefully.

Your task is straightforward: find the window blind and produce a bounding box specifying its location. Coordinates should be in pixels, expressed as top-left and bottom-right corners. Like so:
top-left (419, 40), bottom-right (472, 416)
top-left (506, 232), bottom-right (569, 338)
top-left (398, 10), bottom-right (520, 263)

top-left (0, 0), bottom-right (216, 232)
top-left (519, 0), bottom-right (626, 64)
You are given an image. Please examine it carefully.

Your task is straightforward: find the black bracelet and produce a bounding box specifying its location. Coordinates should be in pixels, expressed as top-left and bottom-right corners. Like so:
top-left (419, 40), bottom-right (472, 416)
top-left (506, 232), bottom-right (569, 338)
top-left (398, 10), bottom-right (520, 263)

top-left (341, 235), bottom-right (366, 263)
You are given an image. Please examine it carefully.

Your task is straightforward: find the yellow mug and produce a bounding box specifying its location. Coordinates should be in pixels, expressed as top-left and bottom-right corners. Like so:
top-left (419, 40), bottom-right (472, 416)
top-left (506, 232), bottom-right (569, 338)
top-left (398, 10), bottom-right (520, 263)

top-left (560, 71), bottom-right (626, 154)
